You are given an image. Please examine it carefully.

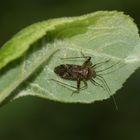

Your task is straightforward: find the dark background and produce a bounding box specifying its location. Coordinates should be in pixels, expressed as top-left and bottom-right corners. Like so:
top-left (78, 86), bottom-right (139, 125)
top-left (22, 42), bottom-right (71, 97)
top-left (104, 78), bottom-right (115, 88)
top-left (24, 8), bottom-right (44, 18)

top-left (0, 0), bottom-right (140, 140)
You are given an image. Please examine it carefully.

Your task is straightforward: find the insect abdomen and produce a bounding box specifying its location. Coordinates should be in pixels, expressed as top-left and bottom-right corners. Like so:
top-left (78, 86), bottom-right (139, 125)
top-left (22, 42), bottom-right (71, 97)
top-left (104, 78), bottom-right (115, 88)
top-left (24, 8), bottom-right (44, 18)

top-left (54, 64), bottom-right (75, 80)
top-left (54, 64), bottom-right (91, 80)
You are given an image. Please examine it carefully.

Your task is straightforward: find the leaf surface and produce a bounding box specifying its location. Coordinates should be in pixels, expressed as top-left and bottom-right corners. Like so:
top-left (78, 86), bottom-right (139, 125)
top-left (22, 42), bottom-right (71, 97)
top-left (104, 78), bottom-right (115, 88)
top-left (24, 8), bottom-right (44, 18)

top-left (0, 11), bottom-right (140, 105)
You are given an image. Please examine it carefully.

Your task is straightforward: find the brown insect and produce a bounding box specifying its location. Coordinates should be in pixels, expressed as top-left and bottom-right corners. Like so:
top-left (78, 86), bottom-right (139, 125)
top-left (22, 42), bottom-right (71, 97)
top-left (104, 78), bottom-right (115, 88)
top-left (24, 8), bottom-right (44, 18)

top-left (51, 53), bottom-right (118, 109)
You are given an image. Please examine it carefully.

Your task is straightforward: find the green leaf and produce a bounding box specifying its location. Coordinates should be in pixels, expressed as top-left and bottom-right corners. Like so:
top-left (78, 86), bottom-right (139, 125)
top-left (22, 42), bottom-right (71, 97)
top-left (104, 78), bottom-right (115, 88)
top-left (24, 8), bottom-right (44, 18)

top-left (0, 11), bottom-right (140, 106)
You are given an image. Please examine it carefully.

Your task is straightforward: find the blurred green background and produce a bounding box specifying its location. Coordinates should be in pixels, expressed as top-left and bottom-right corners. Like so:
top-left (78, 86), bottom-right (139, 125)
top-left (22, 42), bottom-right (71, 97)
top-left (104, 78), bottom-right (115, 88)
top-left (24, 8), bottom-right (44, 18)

top-left (0, 0), bottom-right (140, 140)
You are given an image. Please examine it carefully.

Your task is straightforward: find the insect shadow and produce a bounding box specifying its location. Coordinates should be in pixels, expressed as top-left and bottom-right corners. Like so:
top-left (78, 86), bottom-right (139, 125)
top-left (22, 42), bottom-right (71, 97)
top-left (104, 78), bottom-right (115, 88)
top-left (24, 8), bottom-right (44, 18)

top-left (50, 52), bottom-right (120, 110)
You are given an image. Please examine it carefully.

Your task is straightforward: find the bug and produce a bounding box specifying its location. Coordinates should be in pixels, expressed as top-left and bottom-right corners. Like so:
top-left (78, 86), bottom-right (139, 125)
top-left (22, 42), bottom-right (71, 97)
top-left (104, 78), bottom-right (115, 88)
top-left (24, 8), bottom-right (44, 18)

top-left (51, 53), bottom-right (118, 109)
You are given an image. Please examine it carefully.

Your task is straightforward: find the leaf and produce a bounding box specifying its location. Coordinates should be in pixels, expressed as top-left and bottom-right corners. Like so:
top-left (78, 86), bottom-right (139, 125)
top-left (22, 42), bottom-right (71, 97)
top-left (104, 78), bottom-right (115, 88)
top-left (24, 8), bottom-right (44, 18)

top-left (0, 11), bottom-right (140, 106)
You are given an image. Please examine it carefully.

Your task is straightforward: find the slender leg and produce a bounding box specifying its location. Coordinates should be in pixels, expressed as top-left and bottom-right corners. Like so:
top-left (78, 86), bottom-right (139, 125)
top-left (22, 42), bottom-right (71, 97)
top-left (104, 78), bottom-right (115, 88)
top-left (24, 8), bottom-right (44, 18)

top-left (80, 51), bottom-right (91, 59)
top-left (60, 51), bottom-right (92, 66)
top-left (72, 80), bottom-right (81, 95)
top-left (49, 79), bottom-right (78, 90)
top-left (60, 56), bottom-right (90, 60)
top-left (96, 75), bottom-right (111, 92)
top-left (82, 56), bottom-right (92, 66)
top-left (60, 51), bottom-right (90, 60)
top-left (76, 79), bottom-right (81, 92)
top-left (96, 75), bottom-right (118, 110)
top-left (90, 79), bottom-right (105, 90)
top-left (49, 79), bottom-right (87, 93)
top-left (72, 80), bottom-right (88, 95)
top-left (82, 80), bottom-right (88, 90)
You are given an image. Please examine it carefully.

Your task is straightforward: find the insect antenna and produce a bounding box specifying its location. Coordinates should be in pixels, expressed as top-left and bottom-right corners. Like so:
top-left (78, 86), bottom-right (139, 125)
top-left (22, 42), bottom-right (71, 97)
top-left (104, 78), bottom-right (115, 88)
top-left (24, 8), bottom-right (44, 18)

top-left (97, 62), bottom-right (124, 76)
top-left (91, 59), bottom-right (111, 69)
top-left (96, 75), bottom-right (118, 110)
top-left (96, 61), bottom-right (121, 73)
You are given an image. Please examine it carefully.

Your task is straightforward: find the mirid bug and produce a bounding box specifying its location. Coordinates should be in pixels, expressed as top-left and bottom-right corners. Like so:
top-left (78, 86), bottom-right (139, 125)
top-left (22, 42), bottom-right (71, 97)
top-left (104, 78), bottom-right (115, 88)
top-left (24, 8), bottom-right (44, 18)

top-left (51, 53), bottom-right (118, 109)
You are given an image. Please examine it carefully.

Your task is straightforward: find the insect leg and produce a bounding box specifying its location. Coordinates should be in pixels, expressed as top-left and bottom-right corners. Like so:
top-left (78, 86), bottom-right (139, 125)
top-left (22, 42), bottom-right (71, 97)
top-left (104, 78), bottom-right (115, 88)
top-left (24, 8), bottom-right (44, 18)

top-left (60, 51), bottom-right (91, 66)
top-left (80, 51), bottom-right (91, 58)
top-left (96, 75), bottom-right (118, 110)
top-left (60, 51), bottom-right (90, 60)
top-left (78, 50), bottom-right (93, 66)
top-left (76, 79), bottom-right (89, 91)
top-left (91, 78), bottom-right (118, 110)
top-left (81, 80), bottom-right (88, 90)
top-left (49, 79), bottom-right (87, 94)
top-left (80, 54), bottom-right (92, 67)
top-left (72, 80), bottom-right (88, 95)
top-left (60, 56), bottom-right (90, 60)
top-left (96, 75), bottom-right (111, 92)
top-left (77, 80), bottom-right (80, 90)
top-left (90, 79), bottom-right (105, 90)
top-left (72, 80), bottom-right (81, 94)
top-left (49, 79), bottom-right (78, 90)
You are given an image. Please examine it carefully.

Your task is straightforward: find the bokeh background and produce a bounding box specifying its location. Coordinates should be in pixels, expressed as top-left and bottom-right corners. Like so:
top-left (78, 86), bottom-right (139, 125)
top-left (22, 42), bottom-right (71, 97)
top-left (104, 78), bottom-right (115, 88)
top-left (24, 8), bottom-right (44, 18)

top-left (0, 0), bottom-right (140, 140)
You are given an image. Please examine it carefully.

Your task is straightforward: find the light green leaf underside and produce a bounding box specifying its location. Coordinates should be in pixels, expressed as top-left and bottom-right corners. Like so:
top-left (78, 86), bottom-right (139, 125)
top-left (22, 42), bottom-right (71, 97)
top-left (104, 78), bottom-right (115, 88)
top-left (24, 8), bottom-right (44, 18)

top-left (0, 11), bottom-right (140, 105)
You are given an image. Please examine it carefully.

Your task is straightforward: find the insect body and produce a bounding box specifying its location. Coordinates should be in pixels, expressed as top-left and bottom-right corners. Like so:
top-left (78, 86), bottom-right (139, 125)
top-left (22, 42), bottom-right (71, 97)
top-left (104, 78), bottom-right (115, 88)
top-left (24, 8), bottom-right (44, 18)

top-left (52, 54), bottom-right (118, 110)
top-left (54, 58), bottom-right (96, 81)
top-left (54, 57), bottom-right (93, 92)
top-left (53, 56), bottom-right (108, 93)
